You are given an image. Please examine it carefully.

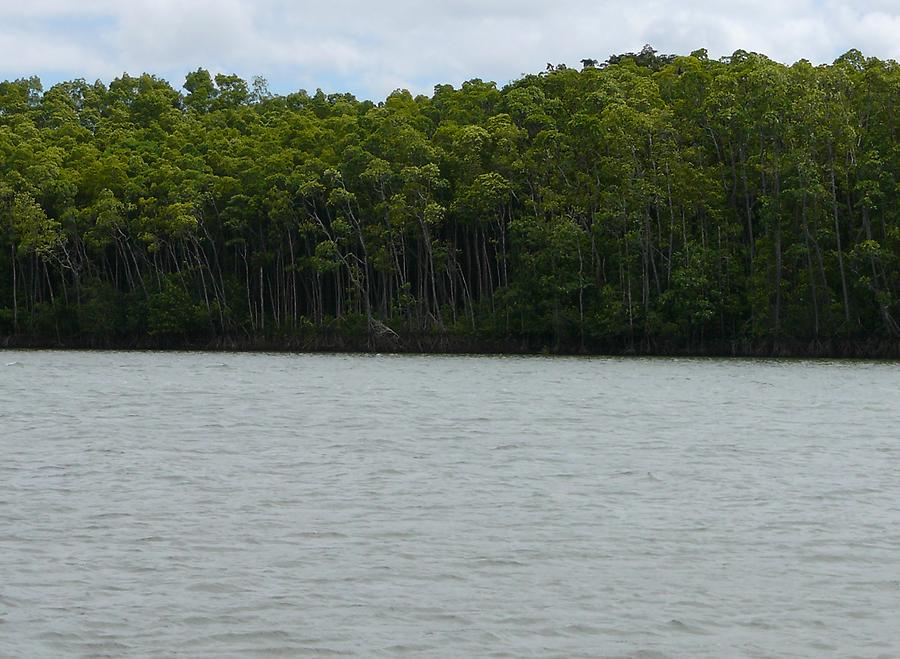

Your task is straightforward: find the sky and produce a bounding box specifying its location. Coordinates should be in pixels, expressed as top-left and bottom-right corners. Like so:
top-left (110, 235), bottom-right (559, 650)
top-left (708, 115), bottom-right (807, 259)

top-left (1, 0), bottom-right (898, 100)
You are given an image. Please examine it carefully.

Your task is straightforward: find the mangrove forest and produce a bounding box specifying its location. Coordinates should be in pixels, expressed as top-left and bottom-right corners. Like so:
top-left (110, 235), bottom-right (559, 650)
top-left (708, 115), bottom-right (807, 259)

top-left (0, 47), bottom-right (898, 355)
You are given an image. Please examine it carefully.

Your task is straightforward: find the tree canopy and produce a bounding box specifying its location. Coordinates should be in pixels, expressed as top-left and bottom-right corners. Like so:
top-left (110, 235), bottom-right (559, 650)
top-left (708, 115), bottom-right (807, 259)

top-left (0, 51), bottom-right (898, 354)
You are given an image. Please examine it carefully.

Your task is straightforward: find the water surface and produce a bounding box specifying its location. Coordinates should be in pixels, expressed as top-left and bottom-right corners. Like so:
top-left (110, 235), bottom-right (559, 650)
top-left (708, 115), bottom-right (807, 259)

top-left (1, 352), bottom-right (899, 657)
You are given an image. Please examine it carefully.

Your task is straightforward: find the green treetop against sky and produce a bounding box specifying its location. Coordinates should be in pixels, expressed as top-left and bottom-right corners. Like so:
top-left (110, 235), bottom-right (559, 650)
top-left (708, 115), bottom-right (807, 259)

top-left (0, 49), bottom-right (897, 352)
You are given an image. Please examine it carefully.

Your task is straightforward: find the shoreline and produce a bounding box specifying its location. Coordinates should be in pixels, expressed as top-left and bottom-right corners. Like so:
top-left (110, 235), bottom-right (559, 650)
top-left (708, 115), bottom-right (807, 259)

top-left (3, 334), bottom-right (898, 360)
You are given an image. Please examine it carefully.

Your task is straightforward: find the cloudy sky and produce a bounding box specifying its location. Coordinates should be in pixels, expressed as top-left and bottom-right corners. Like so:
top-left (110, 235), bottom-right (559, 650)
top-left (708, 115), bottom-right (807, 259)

top-left (1, 0), bottom-right (898, 99)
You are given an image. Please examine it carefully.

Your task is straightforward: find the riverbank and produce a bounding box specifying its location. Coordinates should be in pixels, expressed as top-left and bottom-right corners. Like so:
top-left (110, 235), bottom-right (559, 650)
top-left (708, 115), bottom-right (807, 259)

top-left (3, 333), bottom-right (898, 359)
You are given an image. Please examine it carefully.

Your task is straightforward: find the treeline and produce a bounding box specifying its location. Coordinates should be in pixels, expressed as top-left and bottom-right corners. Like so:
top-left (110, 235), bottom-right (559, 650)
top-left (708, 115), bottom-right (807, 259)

top-left (1, 47), bottom-right (898, 354)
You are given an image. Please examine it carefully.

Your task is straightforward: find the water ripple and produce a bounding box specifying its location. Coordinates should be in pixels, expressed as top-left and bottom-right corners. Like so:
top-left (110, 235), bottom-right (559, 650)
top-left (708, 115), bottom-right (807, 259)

top-left (0, 351), bottom-right (899, 656)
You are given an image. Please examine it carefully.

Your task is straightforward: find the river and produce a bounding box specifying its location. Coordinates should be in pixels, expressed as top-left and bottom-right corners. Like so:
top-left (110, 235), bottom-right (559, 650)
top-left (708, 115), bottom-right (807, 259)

top-left (1, 351), bottom-right (898, 656)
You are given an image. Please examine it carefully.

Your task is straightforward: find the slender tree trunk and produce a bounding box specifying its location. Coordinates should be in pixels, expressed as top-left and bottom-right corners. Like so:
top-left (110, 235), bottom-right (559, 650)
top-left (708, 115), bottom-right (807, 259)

top-left (11, 244), bottom-right (17, 334)
top-left (740, 145), bottom-right (755, 265)
top-left (773, 166), bottom-right (783, 334)
top-left (259, 265), bottom-right (265, 331)
top-left (801, 192), bottom-right (820, 337)
top-left (829, 147), bottom-right (851, 325)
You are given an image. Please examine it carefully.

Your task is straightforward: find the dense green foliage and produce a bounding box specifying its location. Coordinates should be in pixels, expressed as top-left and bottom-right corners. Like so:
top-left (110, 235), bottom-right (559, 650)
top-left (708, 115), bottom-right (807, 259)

top-left (1, 48), bottom-right (898, 351)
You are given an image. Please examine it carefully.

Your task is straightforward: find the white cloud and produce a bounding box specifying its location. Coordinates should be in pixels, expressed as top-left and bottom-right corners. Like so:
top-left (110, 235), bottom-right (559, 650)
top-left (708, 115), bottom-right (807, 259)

top-left (0, 0), bottom-right (897, 98)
